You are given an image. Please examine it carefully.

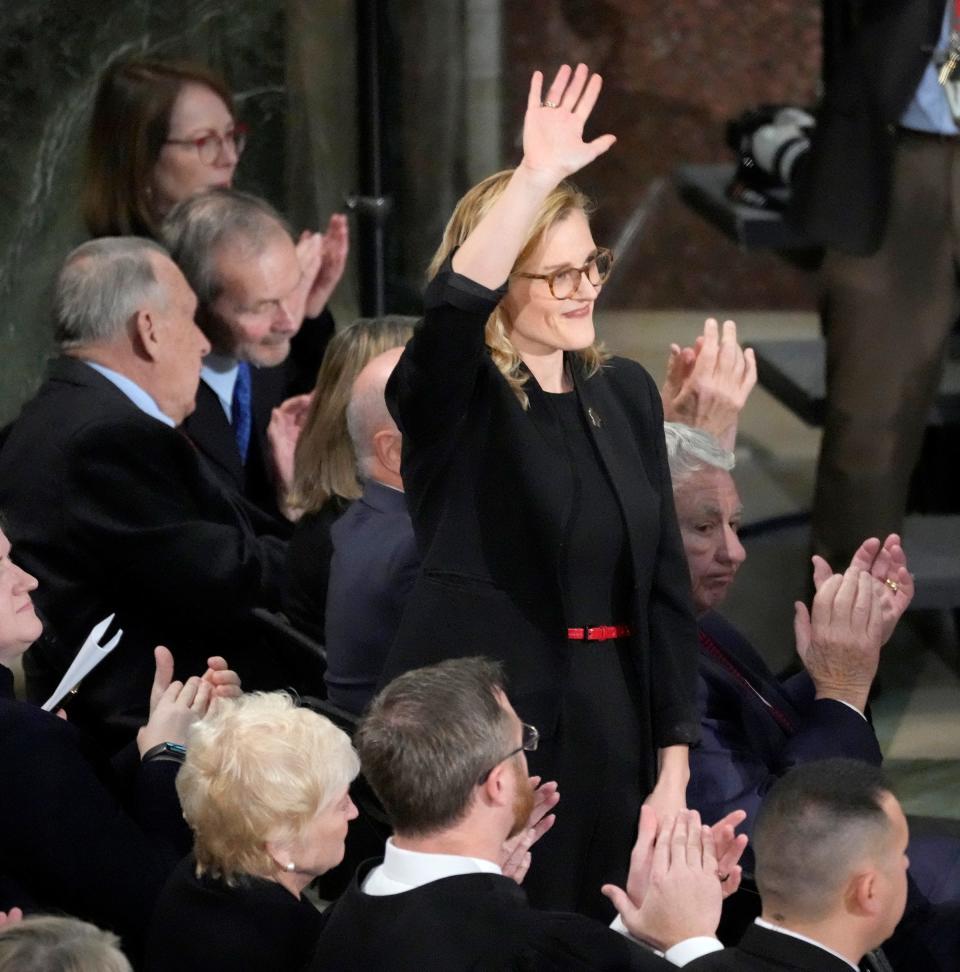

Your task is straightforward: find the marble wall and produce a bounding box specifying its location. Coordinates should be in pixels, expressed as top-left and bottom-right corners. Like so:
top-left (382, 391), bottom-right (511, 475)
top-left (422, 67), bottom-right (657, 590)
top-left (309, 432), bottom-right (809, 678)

top-left (0, 0), bottom-right (293, 424)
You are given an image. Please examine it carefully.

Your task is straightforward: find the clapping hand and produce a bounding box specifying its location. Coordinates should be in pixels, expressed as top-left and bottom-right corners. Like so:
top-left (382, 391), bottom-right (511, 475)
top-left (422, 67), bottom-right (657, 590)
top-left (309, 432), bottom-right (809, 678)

top-left (294, 214), bottom-right (350, 320)
top-left (812, 534), bottom-right (913, 646)
top-left (499, 776), bottom-right (559, 885)
top-left (602, 809), bottom-right (733, 951)
top-left (136, 646), bottom-right (230, 757)
top-left (795, 567), bottom-right (885, 713)
top-left (661, 318), bottom-right (757, 451)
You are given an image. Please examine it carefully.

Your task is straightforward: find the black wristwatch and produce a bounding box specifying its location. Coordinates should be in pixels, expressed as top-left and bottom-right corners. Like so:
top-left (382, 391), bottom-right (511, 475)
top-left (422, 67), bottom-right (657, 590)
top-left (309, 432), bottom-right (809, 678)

top-left (141, 741), bottom-right (187, 765)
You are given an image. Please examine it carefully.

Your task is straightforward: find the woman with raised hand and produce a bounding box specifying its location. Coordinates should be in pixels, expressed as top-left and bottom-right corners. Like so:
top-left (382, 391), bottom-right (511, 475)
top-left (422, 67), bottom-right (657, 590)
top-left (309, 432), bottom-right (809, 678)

top-left (382, 63), bottom-right (700, 919)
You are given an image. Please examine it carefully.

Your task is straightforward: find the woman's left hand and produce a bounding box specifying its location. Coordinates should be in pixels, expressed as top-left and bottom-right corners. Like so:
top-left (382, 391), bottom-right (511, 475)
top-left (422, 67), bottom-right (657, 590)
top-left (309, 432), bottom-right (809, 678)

top-left (643, 745), bottom-right (690, 825)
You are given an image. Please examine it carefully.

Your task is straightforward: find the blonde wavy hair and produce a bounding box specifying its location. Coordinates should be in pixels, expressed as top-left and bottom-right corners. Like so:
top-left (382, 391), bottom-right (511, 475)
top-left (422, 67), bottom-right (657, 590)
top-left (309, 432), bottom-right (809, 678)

top-left (289, 316), bottom-right (418, 514)
top-left (176, 692), bottom-right (360, 886)
top-left (428, 169), bottom-right (609, 408)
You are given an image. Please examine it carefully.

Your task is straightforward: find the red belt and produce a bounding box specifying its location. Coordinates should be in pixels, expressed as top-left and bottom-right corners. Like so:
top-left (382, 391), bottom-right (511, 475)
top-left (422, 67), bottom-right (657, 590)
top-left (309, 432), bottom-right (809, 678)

top-left (566, 624), bottom-right (633, 641)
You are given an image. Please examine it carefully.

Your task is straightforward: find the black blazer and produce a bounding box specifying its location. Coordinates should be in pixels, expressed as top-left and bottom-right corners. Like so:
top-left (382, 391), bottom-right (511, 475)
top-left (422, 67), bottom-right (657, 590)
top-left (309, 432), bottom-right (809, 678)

top-left (308, 861), bottom-right (671, 971)
top-left (0, 666), bottom-right (188, 964)
top-left (791, 0), bottom-right (945, 254)
top-left (181, 308), bottom-right (336, 526)
top-left (383, 264), bottom-right (699, 751)
top-left (0, 356), bottom-right (288, 747)
top-left (686, 923), bottom-right (859, 971)
top-left (145, 855), bottom-right (325, 972)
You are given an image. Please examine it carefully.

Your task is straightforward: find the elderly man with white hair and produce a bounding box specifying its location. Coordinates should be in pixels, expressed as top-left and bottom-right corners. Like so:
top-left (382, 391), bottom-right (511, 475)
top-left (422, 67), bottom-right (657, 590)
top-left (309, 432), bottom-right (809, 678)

top-left (664, 422), bottom-right (960, 969)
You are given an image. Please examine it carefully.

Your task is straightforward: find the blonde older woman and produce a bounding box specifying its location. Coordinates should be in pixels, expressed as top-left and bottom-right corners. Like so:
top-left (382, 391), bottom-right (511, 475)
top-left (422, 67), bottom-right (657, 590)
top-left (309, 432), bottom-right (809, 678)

top-left (145, 692), bottom-right (359, 972)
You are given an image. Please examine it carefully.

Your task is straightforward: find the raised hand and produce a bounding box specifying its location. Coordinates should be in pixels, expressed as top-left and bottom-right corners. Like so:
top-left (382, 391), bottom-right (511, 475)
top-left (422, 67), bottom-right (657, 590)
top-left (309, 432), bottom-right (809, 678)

top-left (661, 318), bottom-right (757, 450)
top-left (267, 392), bottom-right (315, 513)
top-left (300, 214), bottom-right (350, 319)
top-left (520, 63), bottom-right (616, 185)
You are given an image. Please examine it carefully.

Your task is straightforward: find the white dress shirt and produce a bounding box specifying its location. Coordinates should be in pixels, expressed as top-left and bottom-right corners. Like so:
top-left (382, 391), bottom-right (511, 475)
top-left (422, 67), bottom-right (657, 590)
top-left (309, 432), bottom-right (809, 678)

top-left (84, 361), bottom-right (174, 427)
top-left (363, 839), bottom-right (722, 967)
top-left (200, 351), bottom-right (241, 421)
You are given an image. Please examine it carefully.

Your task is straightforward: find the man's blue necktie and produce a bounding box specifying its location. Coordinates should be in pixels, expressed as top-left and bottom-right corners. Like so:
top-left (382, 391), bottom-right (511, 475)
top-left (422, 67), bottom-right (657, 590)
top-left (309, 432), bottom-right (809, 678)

top-left (232, 361), bottom-right (252, 465)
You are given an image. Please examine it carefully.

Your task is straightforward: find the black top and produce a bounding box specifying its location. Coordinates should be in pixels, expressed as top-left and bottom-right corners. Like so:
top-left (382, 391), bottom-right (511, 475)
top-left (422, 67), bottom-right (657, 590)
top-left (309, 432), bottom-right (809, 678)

top-left (382, 260), bottom-right (699, 748)
top-left (542, 389), bottom-right (632, 625)
top-left (284, 494), bottom-right (351, 644)
top-left (307, 860), bottom-right (670, 971)
top-left (145, 855), bottom-right (325, 972)
top-left (0, 665), bottom-right (189, 963)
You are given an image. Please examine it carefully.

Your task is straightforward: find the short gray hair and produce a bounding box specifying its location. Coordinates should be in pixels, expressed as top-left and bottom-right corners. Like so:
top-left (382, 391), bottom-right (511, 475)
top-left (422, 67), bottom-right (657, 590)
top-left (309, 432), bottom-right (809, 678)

top-left (0, 915), bottom-right (131, 972)
top-left (53, 237), bottom-right (168, 350)
top-left (161, 187), bottom-right (291, 307)
top-left (356, 657), bottom-right (515, 837)
top-left (663, 422), bottom-right (735, 486)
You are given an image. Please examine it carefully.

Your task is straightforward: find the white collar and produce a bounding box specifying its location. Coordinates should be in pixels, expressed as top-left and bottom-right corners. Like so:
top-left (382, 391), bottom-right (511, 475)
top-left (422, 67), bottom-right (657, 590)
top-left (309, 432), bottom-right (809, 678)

top-left (362, 838), bottom-right (500, 896)
top-left (755, 918), bottom-right (859, 970)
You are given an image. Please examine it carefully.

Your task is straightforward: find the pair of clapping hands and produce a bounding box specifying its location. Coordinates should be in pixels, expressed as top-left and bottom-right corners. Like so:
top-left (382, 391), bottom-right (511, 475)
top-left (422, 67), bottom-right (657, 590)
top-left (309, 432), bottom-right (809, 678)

top-left (135, 645), bottom-right (242, 758)
top-left (499, 781), bottom-right (746, 951)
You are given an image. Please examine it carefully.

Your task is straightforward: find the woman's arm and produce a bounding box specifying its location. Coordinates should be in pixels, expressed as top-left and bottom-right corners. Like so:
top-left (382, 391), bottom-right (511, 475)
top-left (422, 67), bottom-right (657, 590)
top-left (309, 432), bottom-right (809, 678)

top-left (451, 63), bottom-right (615, 287)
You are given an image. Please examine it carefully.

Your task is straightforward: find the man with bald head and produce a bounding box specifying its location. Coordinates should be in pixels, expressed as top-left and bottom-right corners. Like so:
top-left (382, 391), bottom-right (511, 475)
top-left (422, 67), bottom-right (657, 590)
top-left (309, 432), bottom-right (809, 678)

top-left (323, 346), bottom-right (420, 713)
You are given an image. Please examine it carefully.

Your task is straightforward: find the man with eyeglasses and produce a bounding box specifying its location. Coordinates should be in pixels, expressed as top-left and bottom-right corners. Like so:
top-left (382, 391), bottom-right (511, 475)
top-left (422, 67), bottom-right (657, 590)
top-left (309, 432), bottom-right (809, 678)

top-left (307, 657), bottom-right (745, 970)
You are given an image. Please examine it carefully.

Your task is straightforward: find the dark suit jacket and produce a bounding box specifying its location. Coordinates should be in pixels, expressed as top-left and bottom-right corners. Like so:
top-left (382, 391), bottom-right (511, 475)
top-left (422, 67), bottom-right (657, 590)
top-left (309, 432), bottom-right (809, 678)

top-left (383, 263), bottom-right (699, 754)
top-left (687, 923), bottom-right (856, 971)
top-left (145, 854), bottom-right (325, 972)
top-left (308, 861), bottom-right (670, 971)
top-left (0, 665), bottom-right (188, 963)
top-left (790, 0), bottom-right (945, 254)
top-left (181, 308), bottom-right (335, 526)
top-left (324, 479), bottom-right (420, 713)
top-left (0, 356), bottom-right (288, 748)
top-left (689, 611), bottom-right (882, 854)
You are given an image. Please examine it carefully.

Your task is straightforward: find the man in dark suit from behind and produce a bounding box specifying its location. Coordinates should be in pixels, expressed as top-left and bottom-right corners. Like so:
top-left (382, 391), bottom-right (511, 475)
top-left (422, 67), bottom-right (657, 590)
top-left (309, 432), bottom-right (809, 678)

top-left (308, 656), bottom-right (745, 971)
top-left (162, 188), bottom-right (332, 526)
top-left (323, 345), bottom-right (420, 713)
top-left (687, 759), bottom-right (909, 972)
top-left (0, 237), bottom-right (288, 749)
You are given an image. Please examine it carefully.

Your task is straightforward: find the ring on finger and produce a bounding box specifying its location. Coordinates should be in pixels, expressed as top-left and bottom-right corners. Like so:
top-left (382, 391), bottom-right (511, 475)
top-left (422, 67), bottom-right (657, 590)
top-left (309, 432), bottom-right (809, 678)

top-left (883, 578), bottom-right (899, 593)
top-left (542, 99), bottom-right (559, 108)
